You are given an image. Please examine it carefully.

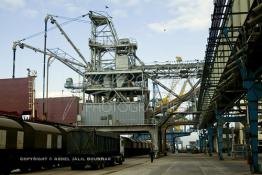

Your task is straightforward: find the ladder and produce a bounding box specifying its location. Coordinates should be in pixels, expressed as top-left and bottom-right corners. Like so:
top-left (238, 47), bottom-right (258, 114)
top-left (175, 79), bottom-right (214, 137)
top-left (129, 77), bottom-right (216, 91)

top-left (28, 77), bottom-right (33, 111)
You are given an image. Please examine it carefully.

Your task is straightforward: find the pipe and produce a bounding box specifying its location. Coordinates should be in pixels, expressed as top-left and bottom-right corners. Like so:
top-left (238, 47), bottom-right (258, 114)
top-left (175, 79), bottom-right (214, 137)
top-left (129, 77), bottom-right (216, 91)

top-left (247, 13), bottom-right (262, 26)
top-left (12, 43), bottom-right (17, 78)
top-left (221, 64), bottom-right (239, 78)
top-left (50, 17), bottom-right (89, 65)
top-left (252, 3), bottom-right (262, 16)
top-left (46, 56), bottom-right (53, 121)
top-left (42, 15), bottom-right (51, 118)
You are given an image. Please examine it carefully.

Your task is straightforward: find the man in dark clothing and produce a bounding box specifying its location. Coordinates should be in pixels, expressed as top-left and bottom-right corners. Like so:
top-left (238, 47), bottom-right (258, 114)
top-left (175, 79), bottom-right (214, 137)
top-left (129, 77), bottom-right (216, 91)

top-left (150, 149), bottom-right (154, 163)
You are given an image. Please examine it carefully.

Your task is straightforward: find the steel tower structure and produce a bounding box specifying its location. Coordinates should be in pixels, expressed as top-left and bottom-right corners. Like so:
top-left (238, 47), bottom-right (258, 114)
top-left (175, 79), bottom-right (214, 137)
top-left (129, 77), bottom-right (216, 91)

top-left (13, 10), bottom-right (203, 154)
top-left (86, 11), bottom-right (147, 105)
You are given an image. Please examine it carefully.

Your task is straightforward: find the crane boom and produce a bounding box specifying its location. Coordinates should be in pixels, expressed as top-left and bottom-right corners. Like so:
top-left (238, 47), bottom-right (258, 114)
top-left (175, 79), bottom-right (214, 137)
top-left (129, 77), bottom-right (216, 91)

top-left (49, 16), bottom-right (89, 65)
top-left (14, 42), bottom-right (86, 77)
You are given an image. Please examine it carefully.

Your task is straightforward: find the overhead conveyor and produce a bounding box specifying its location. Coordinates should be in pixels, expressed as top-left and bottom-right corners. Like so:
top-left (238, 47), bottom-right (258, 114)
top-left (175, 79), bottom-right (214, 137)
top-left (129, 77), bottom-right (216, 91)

top-left (198, 0), bottom-right (262, 172)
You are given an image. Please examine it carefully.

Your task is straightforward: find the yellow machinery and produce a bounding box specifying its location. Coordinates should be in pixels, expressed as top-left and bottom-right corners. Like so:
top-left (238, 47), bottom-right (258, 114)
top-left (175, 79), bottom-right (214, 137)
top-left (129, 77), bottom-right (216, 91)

top-left (155, 79), bottom-right (194, 131)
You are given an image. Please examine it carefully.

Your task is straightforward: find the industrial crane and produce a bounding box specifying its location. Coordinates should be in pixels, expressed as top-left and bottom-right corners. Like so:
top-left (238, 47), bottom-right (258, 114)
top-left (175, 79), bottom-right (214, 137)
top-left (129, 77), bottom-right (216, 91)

top-left (13, 11), bottom-right (202, 127)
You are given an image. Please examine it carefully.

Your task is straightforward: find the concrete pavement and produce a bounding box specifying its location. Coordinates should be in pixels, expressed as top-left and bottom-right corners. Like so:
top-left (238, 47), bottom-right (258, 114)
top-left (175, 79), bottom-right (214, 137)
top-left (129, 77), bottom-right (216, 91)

top-left (17, 153), bottom-right (253, 175)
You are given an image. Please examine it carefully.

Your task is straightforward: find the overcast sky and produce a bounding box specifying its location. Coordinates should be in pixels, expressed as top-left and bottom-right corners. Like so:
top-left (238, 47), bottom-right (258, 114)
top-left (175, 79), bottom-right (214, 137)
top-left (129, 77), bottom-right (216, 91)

top-left (0, 0), bottom-right (213, 97)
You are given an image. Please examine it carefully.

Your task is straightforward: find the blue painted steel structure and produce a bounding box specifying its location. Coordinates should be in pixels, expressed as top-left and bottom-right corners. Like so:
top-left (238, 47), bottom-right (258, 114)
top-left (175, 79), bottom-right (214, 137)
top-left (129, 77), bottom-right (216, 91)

top-left (132, 133), bottom-right (151, 140)
top-left (216, 111), bottom-right (223, 160)
top-left (239, 63), bottom-right (262, 172)
top-left (207, 125), bottom-right (214, 157)
top-left (197, 0), bottom-right (262, 173)
top-left (134, 131), bottom-right (190, 142)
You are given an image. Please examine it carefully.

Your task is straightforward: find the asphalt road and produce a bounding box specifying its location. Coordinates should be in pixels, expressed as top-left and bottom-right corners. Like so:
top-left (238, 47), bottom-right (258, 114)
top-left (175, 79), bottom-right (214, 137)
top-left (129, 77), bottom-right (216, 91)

top-left (14, 153), bottom-right (253, 175)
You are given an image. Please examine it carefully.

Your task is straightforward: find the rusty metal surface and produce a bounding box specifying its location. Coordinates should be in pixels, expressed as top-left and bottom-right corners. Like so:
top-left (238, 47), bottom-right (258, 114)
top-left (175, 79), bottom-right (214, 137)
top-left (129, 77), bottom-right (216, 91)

top-left (36, 97), bottom-right (79, 124)
top-left (0, 77), bottom-right (32, 116)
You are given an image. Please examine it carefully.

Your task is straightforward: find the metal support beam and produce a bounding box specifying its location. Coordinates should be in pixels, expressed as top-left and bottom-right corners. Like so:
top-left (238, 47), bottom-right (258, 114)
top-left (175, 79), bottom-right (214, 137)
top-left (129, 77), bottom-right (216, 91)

top-left (208, 125), bottom-right (214, 157)
top-left (246, 87), bottom-right (260, 172)
top-left (223, 116), bottom-right (245, 123)
top-left (240, 63), bottom-right (262, 173)
top-left (225, 123), bottom-right (231, 157)
top-left (149, 128), bottom-right (160, 157)
top-left (174, 132), bottom-right (191, 137)
top-left (132, 133), bottom-right (151, 140)
top-left (216, 111), bottom-right (224, 160)
top-left (149, 75), bottom-right (181, 99)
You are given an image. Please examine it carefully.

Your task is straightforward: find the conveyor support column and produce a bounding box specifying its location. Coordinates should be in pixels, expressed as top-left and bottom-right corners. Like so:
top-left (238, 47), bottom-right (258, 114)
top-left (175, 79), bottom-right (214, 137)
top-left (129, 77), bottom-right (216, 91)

top-left (208, 125), bottom-right (214, 157)
top-left (216, 111), bottom-right (224, 160)
top-left (240, 64), bottom-right (262, 173)
top-left (225, 123), bottom-right (231, 156)
top-left (246, 82), bottom-right (262, 172)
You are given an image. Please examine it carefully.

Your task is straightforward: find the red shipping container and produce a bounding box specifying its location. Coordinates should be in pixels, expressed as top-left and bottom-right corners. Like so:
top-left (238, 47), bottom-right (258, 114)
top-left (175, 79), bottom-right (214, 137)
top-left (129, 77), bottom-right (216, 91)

top-left (36, 97), bottom-right (79, 124)
top-left (0, 77), bottom-right (33, 116)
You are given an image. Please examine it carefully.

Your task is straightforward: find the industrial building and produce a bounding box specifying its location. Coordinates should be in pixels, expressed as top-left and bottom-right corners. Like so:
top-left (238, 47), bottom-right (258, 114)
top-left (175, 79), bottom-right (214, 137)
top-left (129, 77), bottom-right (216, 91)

top-left (0, 0), bottom-right (262, 174)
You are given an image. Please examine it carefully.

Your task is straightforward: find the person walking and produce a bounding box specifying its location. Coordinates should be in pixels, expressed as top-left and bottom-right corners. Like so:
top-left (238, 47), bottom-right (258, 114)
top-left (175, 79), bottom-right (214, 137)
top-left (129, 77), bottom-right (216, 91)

top-left (149, 148), bottom-right (154, 163)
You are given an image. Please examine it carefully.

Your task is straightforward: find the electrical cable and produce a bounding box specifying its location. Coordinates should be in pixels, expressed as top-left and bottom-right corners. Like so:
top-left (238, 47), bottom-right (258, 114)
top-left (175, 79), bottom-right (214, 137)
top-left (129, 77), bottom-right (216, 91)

top-left (18, 13), bottom-right (90, 42)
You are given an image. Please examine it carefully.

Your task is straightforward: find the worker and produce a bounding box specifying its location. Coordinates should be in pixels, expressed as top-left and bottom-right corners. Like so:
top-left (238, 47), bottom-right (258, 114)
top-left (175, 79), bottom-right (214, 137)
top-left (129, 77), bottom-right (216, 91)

top-left (149, 148), bottom-right (154, 163)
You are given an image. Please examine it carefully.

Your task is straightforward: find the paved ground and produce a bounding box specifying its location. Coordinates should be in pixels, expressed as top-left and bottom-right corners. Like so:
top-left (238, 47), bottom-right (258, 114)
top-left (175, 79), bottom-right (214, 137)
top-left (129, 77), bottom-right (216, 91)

top-left (14, 153), bottom-right (253, 175)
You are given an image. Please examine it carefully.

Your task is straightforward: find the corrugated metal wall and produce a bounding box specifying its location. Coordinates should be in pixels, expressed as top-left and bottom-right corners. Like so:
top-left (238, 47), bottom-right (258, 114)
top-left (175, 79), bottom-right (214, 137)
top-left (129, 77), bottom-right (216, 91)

top-left (0, 77), bottom-right (32, 116)
top-left (81, 102), bottom-right (144, 126)
top-left (36, 97), bottom-right (79, 124)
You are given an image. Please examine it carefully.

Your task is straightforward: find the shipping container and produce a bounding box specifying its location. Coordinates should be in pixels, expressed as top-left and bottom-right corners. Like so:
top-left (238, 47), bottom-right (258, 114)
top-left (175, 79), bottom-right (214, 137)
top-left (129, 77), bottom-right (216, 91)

top-left (81, 102), bottom-right (144, 126)
top-left (0, 77), bottom-right (33, 117)
top-left (36, 97), bottom-right (79, 124)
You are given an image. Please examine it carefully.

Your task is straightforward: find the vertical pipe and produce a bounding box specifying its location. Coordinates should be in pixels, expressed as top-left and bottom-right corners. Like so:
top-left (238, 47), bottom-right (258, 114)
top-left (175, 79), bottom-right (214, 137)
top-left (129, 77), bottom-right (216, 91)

top-left (46, 57), bottom-right (51, 120)
top-left (42, 16), bottom-right (49, 118)
top-left (12, 47), bottom-right (16, 79)
top-left (152, 82), bottom-right (156, 110)
top-left (82, 77), bottom-right (86, 125)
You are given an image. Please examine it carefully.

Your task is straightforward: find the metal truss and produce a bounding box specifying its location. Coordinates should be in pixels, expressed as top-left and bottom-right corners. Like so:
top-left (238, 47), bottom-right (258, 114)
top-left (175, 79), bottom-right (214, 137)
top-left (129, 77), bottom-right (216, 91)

top-left (142, 61), bottom-right (203, 79)
top-left (198, 0), bottom-right (252, 123)
top-left (198, 0), bottom-right (235, 113)
top-left (198, 1), bottom-right (262, 171)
